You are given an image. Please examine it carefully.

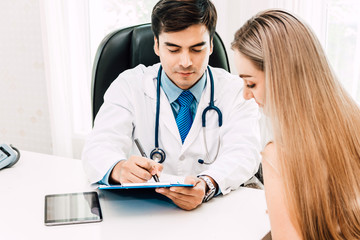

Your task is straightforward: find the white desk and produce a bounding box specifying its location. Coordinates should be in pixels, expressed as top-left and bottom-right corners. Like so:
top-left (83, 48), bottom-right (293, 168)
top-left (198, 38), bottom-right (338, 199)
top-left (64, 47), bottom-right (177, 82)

top-left (0, 151), bottom-right (270, 240)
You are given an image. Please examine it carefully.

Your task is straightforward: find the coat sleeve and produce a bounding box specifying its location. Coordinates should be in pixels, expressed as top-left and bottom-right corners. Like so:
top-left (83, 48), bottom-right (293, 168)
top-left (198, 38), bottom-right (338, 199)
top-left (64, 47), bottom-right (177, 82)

top-left (199, 72), bottom-right (261, 195)
top-left (81, 66), bottom-right (144, 184)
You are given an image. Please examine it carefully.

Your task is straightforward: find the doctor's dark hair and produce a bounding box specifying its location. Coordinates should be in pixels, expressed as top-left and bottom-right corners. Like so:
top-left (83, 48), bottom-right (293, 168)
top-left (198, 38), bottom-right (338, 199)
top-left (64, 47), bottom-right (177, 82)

top-left (151, 0), bottom-right (217, 41)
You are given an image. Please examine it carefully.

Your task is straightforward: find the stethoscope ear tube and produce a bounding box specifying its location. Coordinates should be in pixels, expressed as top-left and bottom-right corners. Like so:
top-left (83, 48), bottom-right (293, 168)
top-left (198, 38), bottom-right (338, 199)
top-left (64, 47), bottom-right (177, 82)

top-left (202, 105), bottom-right (223, 127)
top-left (202, 66), bottom-right (223, 127)
top-left (200, 127), bottom-right (219, 165)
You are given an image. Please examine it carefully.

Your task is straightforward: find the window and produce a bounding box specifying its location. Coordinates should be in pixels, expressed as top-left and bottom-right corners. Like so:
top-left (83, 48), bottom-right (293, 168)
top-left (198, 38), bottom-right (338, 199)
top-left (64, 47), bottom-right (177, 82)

top-left (326, 0), bottom-right (360, 102)
top-left (89, 0), bottom-right (159, 66)
top-left (40, 0), bottom-right (158, 158)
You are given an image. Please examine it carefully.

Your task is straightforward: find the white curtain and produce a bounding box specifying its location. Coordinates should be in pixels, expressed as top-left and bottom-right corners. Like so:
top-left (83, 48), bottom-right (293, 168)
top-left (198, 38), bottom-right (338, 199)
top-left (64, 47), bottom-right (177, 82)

top-left (39, 0), bottom-right (91, 158)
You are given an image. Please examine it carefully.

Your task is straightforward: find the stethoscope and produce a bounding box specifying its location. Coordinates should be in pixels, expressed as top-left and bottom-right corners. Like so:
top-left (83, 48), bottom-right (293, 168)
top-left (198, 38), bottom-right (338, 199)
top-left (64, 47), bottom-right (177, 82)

top-left (150, 65), bottom-right (222, 165)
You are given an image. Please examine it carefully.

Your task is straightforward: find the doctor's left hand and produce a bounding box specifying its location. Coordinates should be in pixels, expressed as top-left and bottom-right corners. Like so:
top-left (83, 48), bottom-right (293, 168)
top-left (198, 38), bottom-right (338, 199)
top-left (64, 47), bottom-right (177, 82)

top-left (155, 176), bottom-right (206, 211)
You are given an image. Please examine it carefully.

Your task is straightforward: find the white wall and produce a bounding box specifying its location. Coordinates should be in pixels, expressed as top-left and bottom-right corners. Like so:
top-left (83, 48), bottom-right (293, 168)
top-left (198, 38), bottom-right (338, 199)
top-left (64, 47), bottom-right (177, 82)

top-left (0, 0), bottom-right (52, 154)
top-left (213, 0), bottom-right (272, 73)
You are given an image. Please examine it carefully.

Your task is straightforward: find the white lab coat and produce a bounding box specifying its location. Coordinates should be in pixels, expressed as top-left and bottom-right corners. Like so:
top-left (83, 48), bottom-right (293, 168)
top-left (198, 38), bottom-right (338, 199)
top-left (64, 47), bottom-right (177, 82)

top-left (82, 63), bottom-right (261, 195)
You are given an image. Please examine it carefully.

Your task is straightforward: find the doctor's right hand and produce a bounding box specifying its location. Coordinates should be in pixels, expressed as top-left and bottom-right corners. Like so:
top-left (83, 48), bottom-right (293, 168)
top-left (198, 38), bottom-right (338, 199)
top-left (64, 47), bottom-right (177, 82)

top-left (109, 155), bottom-right (163, 184)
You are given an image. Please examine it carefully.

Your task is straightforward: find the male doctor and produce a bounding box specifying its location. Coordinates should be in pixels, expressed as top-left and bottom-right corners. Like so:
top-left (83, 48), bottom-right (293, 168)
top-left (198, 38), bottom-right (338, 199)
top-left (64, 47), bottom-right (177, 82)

top-left (82, 0), bottom-right (260, 210)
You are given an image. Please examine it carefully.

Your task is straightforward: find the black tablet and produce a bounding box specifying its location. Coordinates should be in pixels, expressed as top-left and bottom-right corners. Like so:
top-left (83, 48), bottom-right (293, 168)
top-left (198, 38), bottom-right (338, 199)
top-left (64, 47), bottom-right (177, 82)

top-left (44, 191), bottom-right (103, 226)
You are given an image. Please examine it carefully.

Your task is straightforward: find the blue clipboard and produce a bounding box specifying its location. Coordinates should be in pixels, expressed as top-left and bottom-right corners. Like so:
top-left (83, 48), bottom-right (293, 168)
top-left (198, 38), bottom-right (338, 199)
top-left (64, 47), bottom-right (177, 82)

top-left (98, 182), bottom-right (194, 190)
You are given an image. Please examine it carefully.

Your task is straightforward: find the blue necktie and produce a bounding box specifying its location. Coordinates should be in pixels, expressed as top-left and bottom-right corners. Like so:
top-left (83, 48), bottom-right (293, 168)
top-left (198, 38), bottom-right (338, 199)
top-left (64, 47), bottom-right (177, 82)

top-left (176, 90), bottom-right (194, 144)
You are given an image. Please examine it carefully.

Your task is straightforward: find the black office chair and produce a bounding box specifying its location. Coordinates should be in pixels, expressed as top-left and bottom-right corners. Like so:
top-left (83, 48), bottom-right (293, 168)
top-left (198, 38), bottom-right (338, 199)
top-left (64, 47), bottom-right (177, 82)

top-left (91, 23), bottom-right (230, 123)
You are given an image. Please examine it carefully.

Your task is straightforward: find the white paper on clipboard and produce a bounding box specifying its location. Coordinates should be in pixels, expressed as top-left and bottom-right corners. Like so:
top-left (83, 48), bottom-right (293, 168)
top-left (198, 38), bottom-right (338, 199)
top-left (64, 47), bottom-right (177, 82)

top-left (98, 173), bottom-right (193, 190)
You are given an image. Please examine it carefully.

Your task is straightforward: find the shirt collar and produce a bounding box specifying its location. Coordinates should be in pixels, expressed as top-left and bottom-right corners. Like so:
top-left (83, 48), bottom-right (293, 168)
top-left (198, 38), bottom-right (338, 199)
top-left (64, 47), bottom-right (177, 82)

top-left (160, 69), bottom-right (207, 104)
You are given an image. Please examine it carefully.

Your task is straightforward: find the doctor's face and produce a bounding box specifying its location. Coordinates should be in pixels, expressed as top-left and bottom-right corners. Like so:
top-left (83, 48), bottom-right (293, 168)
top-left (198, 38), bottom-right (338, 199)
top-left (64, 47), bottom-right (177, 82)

top-left (234, 50), bottom-right (265, 107)
top-left (154, 24), bottom-right (213, 90)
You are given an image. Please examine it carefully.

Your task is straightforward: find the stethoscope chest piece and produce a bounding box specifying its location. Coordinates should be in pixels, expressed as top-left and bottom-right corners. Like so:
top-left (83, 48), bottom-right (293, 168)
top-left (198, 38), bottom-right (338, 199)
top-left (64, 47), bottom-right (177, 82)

top-left (150, 148), bottom-right (166, 163)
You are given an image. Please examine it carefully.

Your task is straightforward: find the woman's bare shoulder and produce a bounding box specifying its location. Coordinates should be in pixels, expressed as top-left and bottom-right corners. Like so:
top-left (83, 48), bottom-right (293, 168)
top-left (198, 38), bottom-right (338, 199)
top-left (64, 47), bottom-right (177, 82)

top-left (261, 142), bottom-right (279, 173)
top-left (262, 142), bottom-right (276, 155)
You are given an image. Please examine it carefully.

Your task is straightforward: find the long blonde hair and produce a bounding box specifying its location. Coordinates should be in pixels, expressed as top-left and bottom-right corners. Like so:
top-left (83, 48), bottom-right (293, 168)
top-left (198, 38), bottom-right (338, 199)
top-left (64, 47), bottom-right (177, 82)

top-left (232, 9), bottom-right (360, 239)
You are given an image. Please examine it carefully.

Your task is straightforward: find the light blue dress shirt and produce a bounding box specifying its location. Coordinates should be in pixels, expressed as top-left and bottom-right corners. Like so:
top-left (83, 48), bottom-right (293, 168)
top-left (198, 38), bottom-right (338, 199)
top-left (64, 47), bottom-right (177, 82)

top-left (99, 68), bottom-right (207, 185)
top-left (160, 69), bottom-right (207, 119)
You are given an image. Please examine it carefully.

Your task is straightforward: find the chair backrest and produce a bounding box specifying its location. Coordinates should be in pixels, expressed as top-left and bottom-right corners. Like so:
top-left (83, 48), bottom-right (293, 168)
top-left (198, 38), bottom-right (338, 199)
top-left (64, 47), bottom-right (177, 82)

top-left (91, 23), bottom-right (230, 123)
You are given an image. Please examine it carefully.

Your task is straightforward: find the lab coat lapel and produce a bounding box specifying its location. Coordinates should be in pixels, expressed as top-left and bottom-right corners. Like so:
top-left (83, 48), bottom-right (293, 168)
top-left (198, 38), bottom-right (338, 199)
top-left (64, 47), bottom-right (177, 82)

top-left (159, 87), bottom-right (182, 141)
top-left (143, 67), bottom-right (157, 120)
top-left (143, 64), bottom-right (159, 101)
top-left (144, 66), bottom-right (181, 143)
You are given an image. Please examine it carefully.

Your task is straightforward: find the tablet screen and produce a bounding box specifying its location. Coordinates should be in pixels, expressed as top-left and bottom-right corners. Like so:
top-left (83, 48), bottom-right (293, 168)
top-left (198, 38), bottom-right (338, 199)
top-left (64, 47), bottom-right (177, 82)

top-left (44, 191), bottom-right (102, 226)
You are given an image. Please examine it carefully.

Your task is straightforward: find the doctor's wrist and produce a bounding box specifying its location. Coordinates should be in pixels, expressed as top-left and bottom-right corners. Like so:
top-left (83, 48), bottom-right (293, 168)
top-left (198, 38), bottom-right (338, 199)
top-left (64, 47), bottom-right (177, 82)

top-left (197, 175), bottom-right (218, 202)
top-left (109, 160), bottom-right (125, 184)
top-left (198, 175), bottom-right (218, 191)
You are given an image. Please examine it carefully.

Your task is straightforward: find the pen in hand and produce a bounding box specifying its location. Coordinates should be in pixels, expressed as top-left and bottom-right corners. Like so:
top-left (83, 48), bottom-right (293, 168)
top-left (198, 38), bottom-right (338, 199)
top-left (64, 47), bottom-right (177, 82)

top-left (134, 138), bottom-right (160, 182)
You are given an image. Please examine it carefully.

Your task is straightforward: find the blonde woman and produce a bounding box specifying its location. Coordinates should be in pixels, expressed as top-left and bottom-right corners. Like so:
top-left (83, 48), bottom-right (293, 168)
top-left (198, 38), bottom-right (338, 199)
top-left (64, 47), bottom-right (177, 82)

top-left (231, 9), bottom-right (360, 240)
